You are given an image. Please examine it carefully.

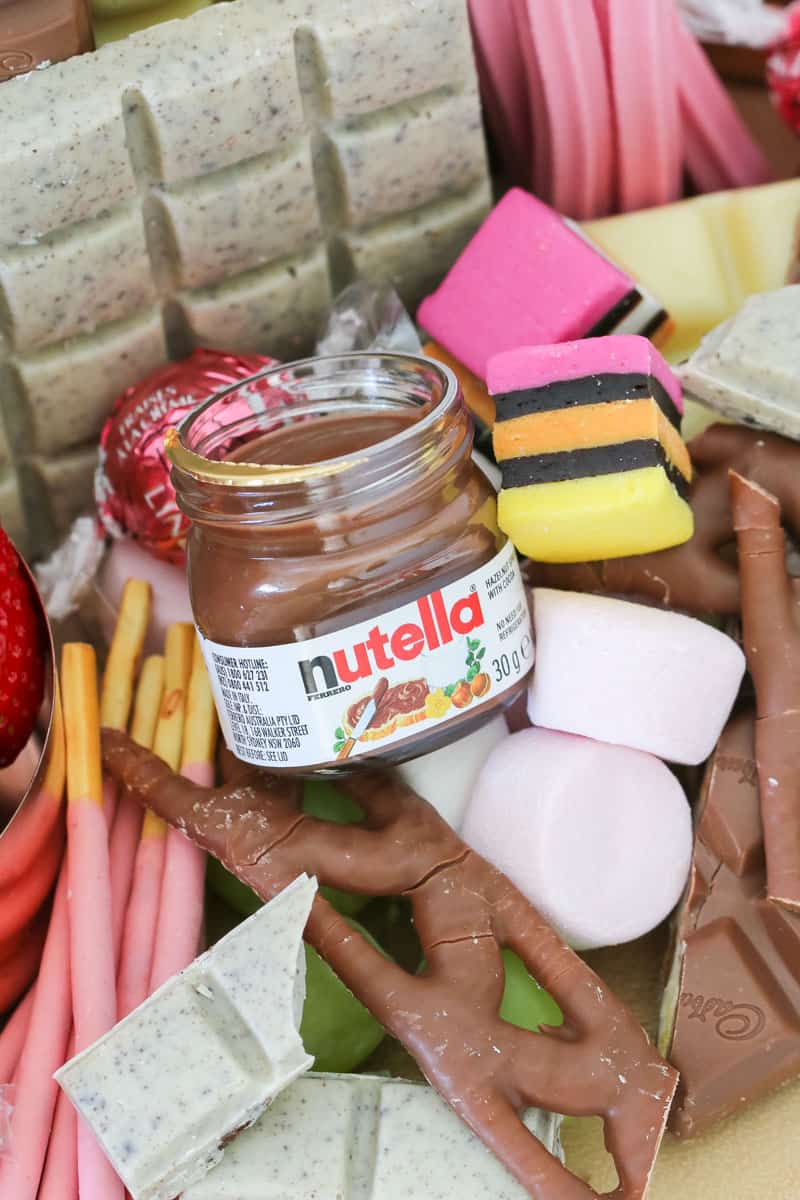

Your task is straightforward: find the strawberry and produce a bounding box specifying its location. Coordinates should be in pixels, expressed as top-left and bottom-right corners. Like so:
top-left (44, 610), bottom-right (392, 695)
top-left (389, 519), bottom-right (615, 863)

top-left (0, 528), bottom-right (45, 767)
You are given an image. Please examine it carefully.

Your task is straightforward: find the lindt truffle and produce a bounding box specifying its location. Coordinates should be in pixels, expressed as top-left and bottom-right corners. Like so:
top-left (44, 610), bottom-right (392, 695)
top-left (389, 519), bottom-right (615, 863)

top-left (95, 349), bottom-right (277, 563)
top-left (102, 730), bottom-right (679, 1200)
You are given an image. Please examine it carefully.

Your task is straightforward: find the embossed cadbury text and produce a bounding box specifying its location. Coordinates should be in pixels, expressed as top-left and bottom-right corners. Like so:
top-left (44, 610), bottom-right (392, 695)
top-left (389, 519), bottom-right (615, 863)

top-left (679, 991), bottom-right (765, 1041)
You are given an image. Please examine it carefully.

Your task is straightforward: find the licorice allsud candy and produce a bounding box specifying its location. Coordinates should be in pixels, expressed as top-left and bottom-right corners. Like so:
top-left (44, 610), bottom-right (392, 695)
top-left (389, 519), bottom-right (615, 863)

top-left (487, 334), bottom-right (694, 562)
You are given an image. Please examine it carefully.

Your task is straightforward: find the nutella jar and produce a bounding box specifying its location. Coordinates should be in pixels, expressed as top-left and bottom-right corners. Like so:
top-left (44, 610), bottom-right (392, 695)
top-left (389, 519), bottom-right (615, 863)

top-left (167, 352), bottom-right (533, 773)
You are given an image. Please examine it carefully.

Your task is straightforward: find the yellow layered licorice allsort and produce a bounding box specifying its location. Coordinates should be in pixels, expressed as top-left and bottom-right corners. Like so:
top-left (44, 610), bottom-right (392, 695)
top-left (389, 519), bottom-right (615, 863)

top-left (498, 467), bottom-right (694, 563)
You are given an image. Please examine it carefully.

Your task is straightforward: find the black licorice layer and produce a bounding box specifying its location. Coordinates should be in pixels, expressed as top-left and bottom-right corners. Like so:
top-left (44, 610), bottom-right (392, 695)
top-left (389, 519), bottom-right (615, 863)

top-left (499, 439), bottom-right (691, 499)
top-left (585, 288), bottom-right (669, 342)
top-left (493, 372), bottom-right (682, 430)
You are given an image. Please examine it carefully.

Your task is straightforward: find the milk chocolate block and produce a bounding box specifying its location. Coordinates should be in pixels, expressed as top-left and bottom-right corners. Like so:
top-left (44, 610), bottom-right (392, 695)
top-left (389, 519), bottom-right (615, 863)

top-left (0, 0), bottom-right (490, 553)
top-left (0, 0), bottom-right (92, 82)
top-left (184, 1073), bottom-right (563, 1199)
top-left (679, 287), bottom-right (800, 440)
top-left (660, 712), bottom-right (800, 1138)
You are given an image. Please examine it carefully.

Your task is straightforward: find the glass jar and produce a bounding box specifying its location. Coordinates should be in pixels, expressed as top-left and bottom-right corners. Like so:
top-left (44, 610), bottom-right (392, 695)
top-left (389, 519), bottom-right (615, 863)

top-left (167, 352), bottom-right (533, 773)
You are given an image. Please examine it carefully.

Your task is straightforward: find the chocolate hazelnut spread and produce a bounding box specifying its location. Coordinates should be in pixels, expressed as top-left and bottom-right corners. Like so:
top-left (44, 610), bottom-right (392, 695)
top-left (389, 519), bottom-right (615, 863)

top-left (167, 353), bottom-right (533, 772)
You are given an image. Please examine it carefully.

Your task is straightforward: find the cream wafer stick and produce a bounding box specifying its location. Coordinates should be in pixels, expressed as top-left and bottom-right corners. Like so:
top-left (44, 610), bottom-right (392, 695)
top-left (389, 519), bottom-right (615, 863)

top-left (61, 644), bottom-right (123, 1200)
top-left (149, 639), bottom-right (218, 990)
top-left (116, 627), bottom-right (193, 1018)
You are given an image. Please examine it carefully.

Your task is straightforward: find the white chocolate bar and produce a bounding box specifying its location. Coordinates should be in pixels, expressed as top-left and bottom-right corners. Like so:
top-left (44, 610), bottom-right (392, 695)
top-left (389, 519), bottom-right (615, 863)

top-left (183, 1073), bottom-right (563, 1199)
top-left (0, 0), bottom-right (489, 555)
top-left (678, 286), bottom-right (800, 439)
top-left (55, 874), bottom-right (317, 1200)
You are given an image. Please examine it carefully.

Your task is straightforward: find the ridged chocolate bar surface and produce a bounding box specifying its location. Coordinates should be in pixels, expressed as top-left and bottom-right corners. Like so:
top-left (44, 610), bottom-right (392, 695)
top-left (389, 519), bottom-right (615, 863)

top-left (0, 0), bottom-right (490, 553)
top-left (662, 709), bottom-right (800, 1138)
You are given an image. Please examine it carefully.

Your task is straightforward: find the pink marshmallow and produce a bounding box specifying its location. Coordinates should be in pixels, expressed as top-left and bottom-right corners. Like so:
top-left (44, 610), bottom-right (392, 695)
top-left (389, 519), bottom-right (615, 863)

top-left (487, 335), bottom-right (683, 414)
top-left (528, 590), bottom-right (745, 765)
top-left (96, 540), bottom-right (191, 655)
top-left (463, 727), bottom-right (693, 950)
top-left (417, 189), bottom-right (633, 380)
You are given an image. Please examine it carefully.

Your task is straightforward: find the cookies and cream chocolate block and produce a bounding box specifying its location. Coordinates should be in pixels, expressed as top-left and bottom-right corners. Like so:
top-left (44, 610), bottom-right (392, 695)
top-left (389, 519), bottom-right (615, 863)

top-left (417, 188), bottom-right (670, 381)
top-left (184, 1073), bottom-right (562, 1199)
top-left (0, 0), bottom-right (489, 553)
top-left (487, 335), bottom-right (693, 561)
top-left (55, 875), bottom-right (316, 1200)
top-left (678, 287), bottom-right (800, 439)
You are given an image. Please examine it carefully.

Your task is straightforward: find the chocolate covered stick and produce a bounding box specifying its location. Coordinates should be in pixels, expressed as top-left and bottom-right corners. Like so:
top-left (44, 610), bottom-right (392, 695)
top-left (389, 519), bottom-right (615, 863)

top-left (102, 734), bottom-right (678, 1200)
top-left (730, 471), bottom-right (800, 912)
top-left (529, 425), bottom-right (800, 616)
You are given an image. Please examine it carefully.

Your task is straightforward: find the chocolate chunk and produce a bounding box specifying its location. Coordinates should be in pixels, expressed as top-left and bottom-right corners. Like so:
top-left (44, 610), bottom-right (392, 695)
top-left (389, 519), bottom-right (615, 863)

top-left (0, 1), bottom-right (92, 81)
top-left (662, 710), bottom-right (800, 1138)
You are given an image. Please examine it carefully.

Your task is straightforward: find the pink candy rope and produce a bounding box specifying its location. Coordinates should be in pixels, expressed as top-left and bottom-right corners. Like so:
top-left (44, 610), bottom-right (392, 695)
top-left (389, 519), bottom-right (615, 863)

top-left (674, 9), bottom-right (772, 191)
top-left (468, 0), bottom-right (532, 183)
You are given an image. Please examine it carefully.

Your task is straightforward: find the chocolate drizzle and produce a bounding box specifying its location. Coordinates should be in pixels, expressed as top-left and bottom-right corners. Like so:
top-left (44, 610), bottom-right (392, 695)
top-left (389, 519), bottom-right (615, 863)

top-left (102, 730), bottom-right (678, 1200)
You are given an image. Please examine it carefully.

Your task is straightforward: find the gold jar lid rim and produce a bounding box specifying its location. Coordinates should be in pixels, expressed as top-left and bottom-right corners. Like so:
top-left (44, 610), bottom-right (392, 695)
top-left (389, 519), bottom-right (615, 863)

top-left (164, 351), bottom-right (458, 487)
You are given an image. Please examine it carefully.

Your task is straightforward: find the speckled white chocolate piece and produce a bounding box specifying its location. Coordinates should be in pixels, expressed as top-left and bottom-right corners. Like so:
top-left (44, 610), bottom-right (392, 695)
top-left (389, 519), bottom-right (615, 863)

top-left (678, 286), bottom-right (800, 439)
top-left (55, 875), bottom-right (317, 1200)
top-left (183, 1073), bottom-right (562, 1199)
top-left (0, 0), bottom-right (488, 556)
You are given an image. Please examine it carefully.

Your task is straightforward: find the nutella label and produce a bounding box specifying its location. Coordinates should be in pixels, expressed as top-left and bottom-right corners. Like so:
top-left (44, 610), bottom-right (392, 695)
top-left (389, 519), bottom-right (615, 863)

top-left (200, 541), bottom-right (533, 769)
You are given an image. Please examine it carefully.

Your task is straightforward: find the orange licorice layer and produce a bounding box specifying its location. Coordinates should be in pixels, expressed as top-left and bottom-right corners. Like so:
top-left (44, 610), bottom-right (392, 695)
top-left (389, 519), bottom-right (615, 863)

top-left (492, 397), bottom-right (692, 483)
top-left (423, 340), bottom-right (496, 427)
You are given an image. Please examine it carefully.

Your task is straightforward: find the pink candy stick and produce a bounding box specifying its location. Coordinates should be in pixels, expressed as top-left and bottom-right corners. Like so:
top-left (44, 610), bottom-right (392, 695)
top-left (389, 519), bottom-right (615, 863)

top-left (62, 644), bottom-right (123, 1200)
top-left (38, 1035), bottom-right (78, 1200)
top-left (468, 0), bottom-right (531, 183)
top-left (117, 629), bottom-right (193, 1012)
top-left (148, 644), bottom-right (218, 990)
top-left (116, 822), bottom-right (167, 1018)
top-left (148, 764), bottom-right (213, 991)
top-left (0, 988), bottom-right (34, 1083)
top-left (0, 868), bottom-right (72, 1200)
top-left (674, 11), bottom-right (771, 191)
top-left (513, 0), bottom-right (614, 218)
top-left (109, 795), bottom-right (143, 966)
top-left (594, 0), bottom-right (682, 211)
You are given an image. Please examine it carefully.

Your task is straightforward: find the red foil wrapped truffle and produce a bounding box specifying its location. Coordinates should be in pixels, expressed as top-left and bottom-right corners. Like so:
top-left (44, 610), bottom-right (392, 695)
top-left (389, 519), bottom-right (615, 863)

top-left (95, 348), bottom-right (278, 564)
